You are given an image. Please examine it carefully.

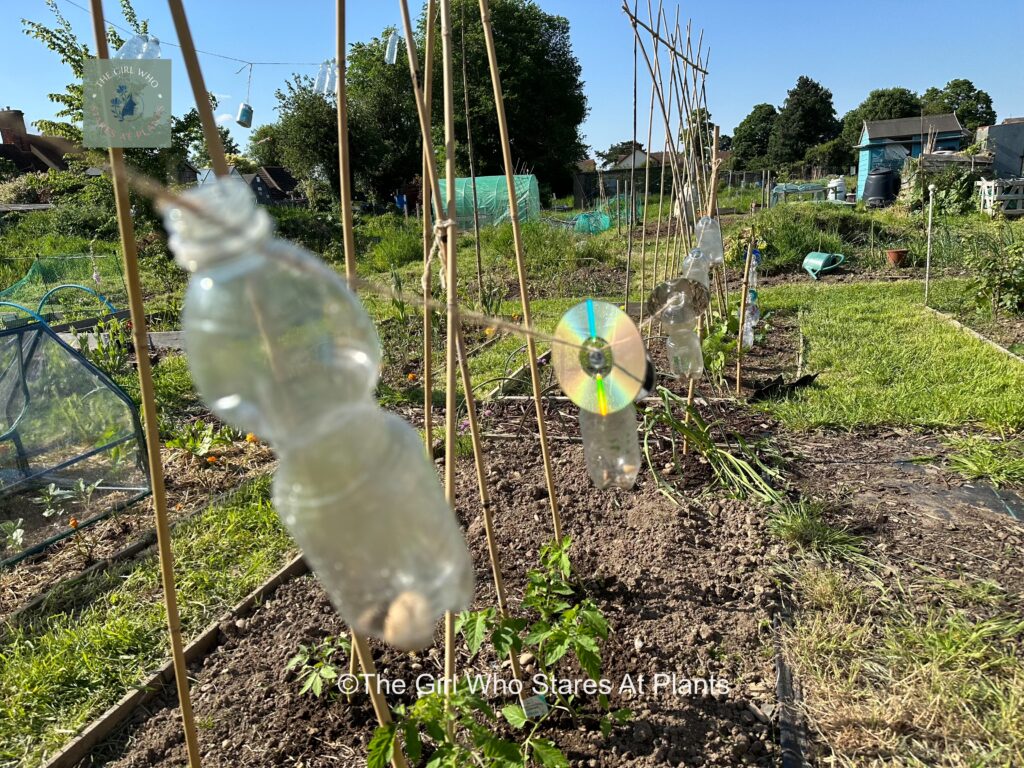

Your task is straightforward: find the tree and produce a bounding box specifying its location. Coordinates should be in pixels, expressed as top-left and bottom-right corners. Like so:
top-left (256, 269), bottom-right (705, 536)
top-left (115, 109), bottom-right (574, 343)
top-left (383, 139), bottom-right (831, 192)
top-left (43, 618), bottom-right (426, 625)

top-left (804, 138), bottom-right (850, 174)
top-left (767, 76), bottom-right (840, 167)
top-left (596, 140), bottom-right (645, 169)
top-left (247, 124), bottom-right (285, 167)
top-left (718, 134), bottom-right (732, 151)
top-left (271, 76), bottom-right (341, 197)
top-left (428, 0), bottom-right (588, 195)
top-left (729, 103), bottom-right (777, 169)
top-left (922, 78), bottom-right (995, 132)
top-left (840, 87), bottom-right (921, 148)
top-left (680, 107), bottom-right (716, 166)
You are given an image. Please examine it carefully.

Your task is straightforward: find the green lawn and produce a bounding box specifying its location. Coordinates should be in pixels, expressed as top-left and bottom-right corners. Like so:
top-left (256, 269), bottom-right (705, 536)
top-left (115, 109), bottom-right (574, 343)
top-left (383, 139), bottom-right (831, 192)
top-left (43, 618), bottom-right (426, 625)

top-left (757, 280), bottom-right (1024, 430)
top-left (0, 477), bottom-right (293, 767)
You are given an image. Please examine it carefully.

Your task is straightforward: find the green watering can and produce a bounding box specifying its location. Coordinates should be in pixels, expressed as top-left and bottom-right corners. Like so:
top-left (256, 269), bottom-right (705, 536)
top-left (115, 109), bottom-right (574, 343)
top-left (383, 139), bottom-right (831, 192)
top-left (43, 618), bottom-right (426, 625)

top-left (802, 251), bottom-right (845, 280)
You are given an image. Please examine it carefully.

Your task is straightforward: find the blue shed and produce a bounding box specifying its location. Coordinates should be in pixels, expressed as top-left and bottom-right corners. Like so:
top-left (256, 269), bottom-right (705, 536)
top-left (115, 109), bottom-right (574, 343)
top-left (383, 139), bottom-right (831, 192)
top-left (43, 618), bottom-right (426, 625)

top-left (855, 113), bottom-right (968, 200)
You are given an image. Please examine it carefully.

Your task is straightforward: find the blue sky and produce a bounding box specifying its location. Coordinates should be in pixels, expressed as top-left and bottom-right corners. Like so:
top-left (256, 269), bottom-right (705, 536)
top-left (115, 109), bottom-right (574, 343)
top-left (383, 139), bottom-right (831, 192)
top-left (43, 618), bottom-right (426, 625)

top-left (3, 0), bottom-right (1023, 160)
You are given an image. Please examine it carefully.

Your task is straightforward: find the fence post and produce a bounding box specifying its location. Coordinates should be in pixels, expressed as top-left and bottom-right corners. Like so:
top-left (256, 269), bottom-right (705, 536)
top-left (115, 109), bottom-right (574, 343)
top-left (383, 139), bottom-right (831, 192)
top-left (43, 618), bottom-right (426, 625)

top-left (925, 183), bottom-right (936, 306)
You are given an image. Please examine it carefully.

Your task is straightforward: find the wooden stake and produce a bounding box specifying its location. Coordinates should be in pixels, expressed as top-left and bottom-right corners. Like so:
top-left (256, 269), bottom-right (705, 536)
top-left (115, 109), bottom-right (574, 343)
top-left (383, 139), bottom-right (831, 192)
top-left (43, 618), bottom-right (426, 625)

top-left (615, 179), bottom-right (621, 235)
top-left (635, 0), bottom-right (663, 328)
top-left (460, 3), bottom-right (485, 308)
top-left (89, 3), bottom-right (200, 766)
top-left (624, 1), bottom-right (638, 311)
top-left (478, 0), bottom-right (562, 542)
top-left (439, 0), bottom-right (459, 694)
top-left (422, 0), bottom-right (437, 457)
top-left (335, 0), bottom-right (357, 286)
top-left (735, 236), bottom-right (754, 397)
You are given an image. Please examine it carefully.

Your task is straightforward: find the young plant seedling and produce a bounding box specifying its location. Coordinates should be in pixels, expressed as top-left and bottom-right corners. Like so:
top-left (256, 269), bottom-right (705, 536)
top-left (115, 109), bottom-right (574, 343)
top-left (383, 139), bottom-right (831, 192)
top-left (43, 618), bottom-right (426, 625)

top-left (285, 635), bottom-right (352, 698)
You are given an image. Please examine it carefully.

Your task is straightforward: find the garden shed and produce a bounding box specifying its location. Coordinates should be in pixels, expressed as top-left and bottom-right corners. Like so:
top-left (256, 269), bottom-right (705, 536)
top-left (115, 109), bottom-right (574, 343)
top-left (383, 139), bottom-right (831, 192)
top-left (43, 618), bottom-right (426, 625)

top-left (977, 118), bottom-right (1024, 178)
top-left (436, 174), bottom-right (540, 230)
top-left (855, 113), bottom-right (968, 200)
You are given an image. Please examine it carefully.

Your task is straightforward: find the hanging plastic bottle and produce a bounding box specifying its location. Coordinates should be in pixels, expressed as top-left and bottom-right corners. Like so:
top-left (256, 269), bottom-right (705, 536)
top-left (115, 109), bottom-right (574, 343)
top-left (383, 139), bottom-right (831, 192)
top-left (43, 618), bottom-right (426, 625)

top-left (113, 33), bottom-right (161, 60)
top-left (694, 216), bottom-right (725, 267)
top-left (236, 64), bottom-right (254, 128)
top-left (163, 179), bottom-right (473, 651)
top-left (314, 59), bottom-right (337, 96)
top-left (748, 247), bottom-right (762, 289)
top-left (675, 247), bottom-right (713, 316)
top-left (385, 30), bottom-right (401, 65)
top-left (742, 289), bottom-right (760, 350)
top-left (662, 292), bottom-right (703, 382)
top-left (578, 405), bottom-right (641, 489)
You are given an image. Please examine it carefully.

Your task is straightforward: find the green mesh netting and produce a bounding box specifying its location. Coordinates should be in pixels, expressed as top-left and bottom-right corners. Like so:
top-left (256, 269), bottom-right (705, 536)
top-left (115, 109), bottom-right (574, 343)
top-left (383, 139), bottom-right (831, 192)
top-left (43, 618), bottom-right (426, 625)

top-left (436, 175), bottom-right (541, 231)
top-left (0, 255), bottom-right (127, 326)
top-left (573, 212), bottom-right (611, 234)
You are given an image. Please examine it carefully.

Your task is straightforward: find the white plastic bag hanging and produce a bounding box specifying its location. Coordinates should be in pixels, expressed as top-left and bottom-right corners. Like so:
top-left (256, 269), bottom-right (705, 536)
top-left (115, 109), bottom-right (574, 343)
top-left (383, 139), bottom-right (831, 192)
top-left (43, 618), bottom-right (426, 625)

top-left (163, 180), bottom-right (474, 650)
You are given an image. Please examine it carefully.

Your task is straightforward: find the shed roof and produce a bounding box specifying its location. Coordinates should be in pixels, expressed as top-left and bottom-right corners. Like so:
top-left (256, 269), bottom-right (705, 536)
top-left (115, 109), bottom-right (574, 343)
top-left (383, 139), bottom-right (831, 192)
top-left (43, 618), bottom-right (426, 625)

top-left (862, 113), bottom-right (965, 143)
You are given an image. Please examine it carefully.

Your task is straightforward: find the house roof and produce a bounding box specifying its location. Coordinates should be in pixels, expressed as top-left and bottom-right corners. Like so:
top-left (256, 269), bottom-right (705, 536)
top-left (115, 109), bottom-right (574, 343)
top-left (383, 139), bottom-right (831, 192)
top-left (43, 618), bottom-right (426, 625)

top-left (577, 158), bottom-right (597, 172)
top-left (861, 113), bottom-right (966, 143)
top-left (256, 166), bottom-right (299, 196)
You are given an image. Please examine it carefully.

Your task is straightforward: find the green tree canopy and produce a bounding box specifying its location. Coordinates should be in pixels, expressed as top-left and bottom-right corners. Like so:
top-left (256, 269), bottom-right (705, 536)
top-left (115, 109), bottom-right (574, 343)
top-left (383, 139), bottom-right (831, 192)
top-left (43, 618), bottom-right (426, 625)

top-left (729, 103), bottom-right (777, 170)
top-left (922, 78), bottom-right (996, 132)
top-left (767, 76), bottom-right (840, 167)
top-left (840, 87), bottom-right (922, 148)
top-left (247, 124), bottom-right (285, 167)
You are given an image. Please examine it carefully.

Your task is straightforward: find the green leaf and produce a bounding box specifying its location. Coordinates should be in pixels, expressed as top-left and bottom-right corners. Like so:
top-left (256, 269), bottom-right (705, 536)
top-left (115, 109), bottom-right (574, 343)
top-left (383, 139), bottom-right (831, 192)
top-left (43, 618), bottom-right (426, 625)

top-left (481, 735), bottom-right (523, 762)
top-left (544, 633), bottom-right (571, 666)
top-left (580, 607), bottom-right (609, 639)
top-left (600, 716), bottom-right (612, 738)
top-left (613, 708), bottom-right (634, 723)
top-left (367, 723), bottom-right (397, 768)
top-left (502, 704), bottom-right (528, 729)
top-left (531, 738), bottom-right (569, 768)
top-left (402, 719), bottom-right (422, 762)
top-left (459, 610), bottom-right (492, 657)
top-left (492, 621), bottom-right (523, 657)
top-left (524, 622), bottom-right (552, 646)
top-left (573, 638), bottom-right (601, 681)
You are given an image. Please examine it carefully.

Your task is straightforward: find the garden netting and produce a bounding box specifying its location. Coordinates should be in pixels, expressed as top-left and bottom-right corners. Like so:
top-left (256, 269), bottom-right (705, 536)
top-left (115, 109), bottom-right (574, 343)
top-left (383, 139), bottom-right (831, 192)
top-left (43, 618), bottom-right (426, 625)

top-left (0, 323), bottom-right (148, 565)
top-left (436, 174), bottom-right (541, 230)
top-left (0, 254), bottom-right (129, 328)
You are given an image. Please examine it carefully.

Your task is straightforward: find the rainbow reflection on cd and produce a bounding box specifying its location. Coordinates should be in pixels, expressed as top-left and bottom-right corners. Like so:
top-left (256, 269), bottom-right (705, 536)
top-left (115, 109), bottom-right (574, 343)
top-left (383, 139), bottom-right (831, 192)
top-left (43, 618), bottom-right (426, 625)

top-left (551, 299), bottom-right (646, 415)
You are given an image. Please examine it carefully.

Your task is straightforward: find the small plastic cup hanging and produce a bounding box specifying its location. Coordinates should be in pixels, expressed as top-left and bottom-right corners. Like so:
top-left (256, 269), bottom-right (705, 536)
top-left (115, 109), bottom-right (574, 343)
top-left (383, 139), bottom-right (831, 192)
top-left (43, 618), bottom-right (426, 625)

top-left (163, 179), bottom-right (474, 651)
top-left (551, 300), bottom-right (646, 489)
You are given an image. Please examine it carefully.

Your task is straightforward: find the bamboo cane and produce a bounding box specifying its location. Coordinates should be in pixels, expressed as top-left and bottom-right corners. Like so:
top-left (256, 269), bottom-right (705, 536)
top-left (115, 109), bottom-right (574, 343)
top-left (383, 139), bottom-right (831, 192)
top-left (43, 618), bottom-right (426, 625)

top-left (477, 0), bottom-right (562, 542)
top-left (460, 4), bottom-right (485, 308)
top-left (88, 3), bottom-right (200, 766)
top-left (624, 1), bottom-right (638, 311)
top-left (334, 0), bottom-right (358, 286)
top-left (422, 0), bottom-right (437, 457)
top-left (615, 180), bottom-right (621, 235)
top-left (439, 0), bottom-right (460, 695)
top-left (635, 0), bottom-right (663, 328)
top-left (736, 237), bottom-right (754, 397)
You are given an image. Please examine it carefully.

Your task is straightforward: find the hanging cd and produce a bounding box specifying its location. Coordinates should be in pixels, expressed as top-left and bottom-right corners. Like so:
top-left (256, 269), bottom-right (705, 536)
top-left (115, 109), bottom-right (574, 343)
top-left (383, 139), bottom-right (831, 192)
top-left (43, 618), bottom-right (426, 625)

top-left (552, 299), bottom-right (646, 415)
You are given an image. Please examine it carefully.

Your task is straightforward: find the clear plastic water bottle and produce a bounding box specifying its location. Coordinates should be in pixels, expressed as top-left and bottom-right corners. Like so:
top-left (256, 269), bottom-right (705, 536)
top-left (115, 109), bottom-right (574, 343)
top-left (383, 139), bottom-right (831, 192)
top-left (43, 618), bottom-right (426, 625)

top-left (164, 180), bottom-right (473, 651)
top-left (742, 289), bottom-right (760, 350)
top-left (674, 247), bottom-right (712, 315)
top-left (113, 33), bottom-right (161, 60)
top-left (578, 404), bottom-right (640, 489)
top-left (385, 31), bottom-right (401, 65)
top-left (662, 293), bottom-right (703, 382)
top-left (695, 216), bottom-right (724, 267)
top-left (314, 59), bottom-right (337, 96)
top-left (748, 248), bottom-right (761, 289)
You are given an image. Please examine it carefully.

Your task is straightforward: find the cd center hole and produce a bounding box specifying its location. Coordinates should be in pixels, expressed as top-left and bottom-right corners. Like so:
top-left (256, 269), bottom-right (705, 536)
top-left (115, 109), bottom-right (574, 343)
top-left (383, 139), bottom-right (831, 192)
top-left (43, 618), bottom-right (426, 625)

top-left (580, 338), bottom-right (612, 377)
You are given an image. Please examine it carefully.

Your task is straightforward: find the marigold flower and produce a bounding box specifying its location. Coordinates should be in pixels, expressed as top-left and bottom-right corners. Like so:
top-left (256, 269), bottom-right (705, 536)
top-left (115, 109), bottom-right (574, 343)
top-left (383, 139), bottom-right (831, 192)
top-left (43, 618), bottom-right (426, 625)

top-left (484, 327), bottom-right (496, 336)
top-left (69, 517), bottom-right (79, 530)
top-left (206, 455), bottom-right (218, 464)
top-left (407, 372), bottom-right (417, 382)
top-left (245, 432), bottom-right (259, 444)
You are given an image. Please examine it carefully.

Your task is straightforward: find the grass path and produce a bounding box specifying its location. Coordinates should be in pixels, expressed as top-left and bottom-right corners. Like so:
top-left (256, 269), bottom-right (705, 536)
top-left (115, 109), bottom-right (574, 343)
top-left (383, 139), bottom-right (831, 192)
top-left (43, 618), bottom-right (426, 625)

top-left (757, 279), bottom-right (1024, 430)
top-left (0, 477), bottom-right (292, 767)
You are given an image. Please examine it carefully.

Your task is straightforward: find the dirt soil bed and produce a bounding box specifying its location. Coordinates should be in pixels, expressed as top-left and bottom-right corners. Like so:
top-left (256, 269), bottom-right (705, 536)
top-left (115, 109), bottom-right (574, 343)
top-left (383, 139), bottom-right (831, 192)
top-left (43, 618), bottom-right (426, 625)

top-left (82, 422), bottom-right (785, 767)
top-left (0, 440), bottom-right (275, 620)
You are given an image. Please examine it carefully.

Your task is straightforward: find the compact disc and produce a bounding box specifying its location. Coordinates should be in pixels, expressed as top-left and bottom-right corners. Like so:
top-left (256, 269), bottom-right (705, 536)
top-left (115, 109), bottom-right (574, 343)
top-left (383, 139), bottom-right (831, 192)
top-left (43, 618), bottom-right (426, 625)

top-left (552, 299), bottom-right (646, 414)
